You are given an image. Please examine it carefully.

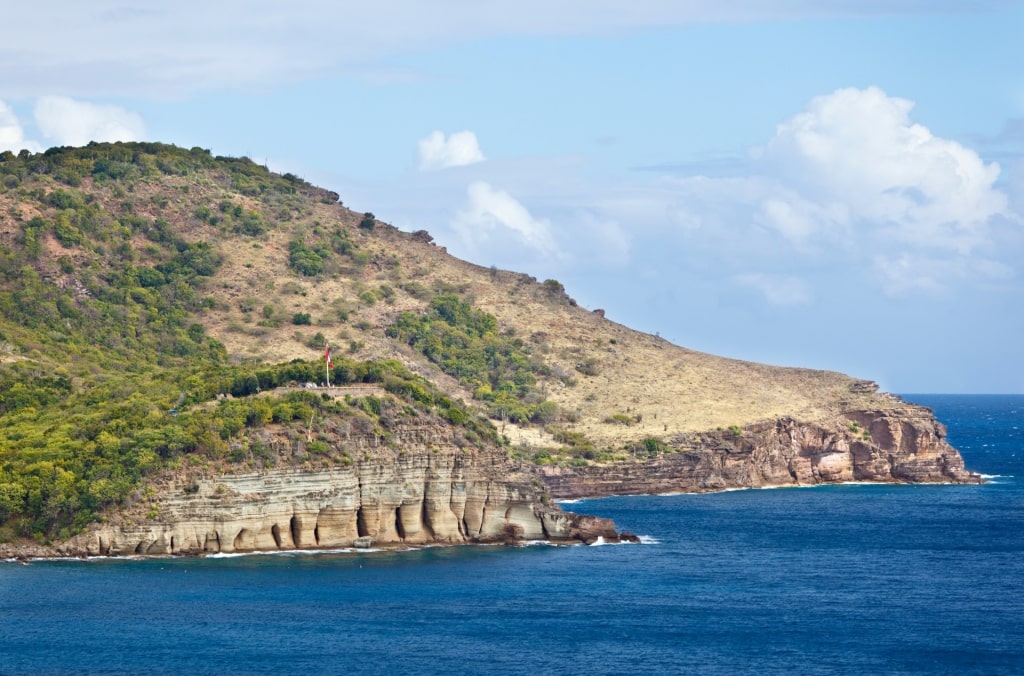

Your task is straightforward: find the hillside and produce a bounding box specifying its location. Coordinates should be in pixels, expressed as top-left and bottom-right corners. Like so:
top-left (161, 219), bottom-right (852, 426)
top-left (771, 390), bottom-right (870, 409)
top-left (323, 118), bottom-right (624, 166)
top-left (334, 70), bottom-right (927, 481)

top-left (0, 143), bottom-right (973, 550)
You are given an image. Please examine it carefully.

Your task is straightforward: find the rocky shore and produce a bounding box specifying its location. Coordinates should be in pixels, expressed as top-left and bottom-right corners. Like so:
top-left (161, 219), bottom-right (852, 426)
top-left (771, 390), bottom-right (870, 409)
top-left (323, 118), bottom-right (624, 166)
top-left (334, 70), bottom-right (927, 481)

top-left (537, 404), bottom-right (981, 498)
top-left (0, 404), bottom-right (978, 561)
top-left (1, 424), bottom-right (629, 560)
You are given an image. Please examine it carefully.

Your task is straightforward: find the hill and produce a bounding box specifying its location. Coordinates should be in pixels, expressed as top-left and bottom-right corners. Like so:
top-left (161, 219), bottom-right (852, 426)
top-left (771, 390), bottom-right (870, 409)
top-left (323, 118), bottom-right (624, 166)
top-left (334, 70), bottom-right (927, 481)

top-left (0, 143), bottom-right (975, 553)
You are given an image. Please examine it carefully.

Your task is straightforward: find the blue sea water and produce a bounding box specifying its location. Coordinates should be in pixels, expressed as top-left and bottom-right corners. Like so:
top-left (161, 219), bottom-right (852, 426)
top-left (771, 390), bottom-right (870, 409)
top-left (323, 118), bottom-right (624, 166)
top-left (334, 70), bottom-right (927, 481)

top-left (1, 395), bottom-right (1022, 675)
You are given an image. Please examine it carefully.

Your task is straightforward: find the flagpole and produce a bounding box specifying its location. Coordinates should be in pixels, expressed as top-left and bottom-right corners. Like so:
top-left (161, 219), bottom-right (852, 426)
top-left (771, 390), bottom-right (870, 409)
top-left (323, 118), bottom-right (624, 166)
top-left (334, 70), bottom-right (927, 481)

top-left (325, 342), bottom-right (331, 388)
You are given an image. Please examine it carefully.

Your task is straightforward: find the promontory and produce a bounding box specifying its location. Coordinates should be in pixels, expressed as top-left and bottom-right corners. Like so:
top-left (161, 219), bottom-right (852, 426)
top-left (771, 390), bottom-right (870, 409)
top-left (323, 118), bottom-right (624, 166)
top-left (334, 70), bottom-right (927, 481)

top-left (0, 143), bottom-right (978, 559)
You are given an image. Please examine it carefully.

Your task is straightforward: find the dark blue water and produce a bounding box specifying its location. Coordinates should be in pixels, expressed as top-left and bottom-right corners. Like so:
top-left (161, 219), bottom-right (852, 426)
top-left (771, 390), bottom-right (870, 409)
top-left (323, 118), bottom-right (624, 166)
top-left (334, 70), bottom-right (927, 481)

top-left (2, 395), bottom-right (1022, 675)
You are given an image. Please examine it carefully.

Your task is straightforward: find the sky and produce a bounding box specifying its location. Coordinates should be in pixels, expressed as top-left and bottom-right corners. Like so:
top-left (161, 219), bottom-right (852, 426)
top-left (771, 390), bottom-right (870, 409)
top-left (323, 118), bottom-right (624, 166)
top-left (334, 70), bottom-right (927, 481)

top-left (1, 1), bottom-right (1022, 393)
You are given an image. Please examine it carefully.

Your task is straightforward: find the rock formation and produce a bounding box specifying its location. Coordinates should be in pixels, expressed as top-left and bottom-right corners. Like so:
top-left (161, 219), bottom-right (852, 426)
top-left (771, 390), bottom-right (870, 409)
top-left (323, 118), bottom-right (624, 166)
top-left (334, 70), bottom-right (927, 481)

top-left (537, 403), bottom-right (980, 498)
top-left (0, 401), bottom-right (975, 561)
top-left (42, 424), bottom-right (622, 558)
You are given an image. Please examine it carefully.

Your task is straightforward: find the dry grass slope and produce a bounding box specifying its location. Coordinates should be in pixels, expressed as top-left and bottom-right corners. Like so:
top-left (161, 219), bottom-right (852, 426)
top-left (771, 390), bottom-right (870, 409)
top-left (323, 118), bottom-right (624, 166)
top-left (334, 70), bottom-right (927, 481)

top-left (0, 153), bottom-right (909, 453)
top-left (180, 196), bottom-right (905, 450)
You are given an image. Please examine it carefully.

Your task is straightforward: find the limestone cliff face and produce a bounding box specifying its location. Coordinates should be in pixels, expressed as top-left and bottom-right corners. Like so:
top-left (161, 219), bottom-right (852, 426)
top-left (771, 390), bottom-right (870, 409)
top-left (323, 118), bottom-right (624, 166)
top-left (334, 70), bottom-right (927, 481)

top-left (54, 424), bottom-right (620, 558)
top-left (4, 405), bottom-right (973, 560)
top-left (538, 405), bottom-right (979, 498)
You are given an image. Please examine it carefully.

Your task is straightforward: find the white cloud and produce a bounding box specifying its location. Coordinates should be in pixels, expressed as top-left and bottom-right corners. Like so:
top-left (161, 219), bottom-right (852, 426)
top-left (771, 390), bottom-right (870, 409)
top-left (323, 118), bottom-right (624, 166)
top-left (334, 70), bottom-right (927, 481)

top-left (34, 96), bottom-right (145, 147)
top-left (734, 273), bottom-right (812, 305)
top-left (451, 180), bottom-right (561, 258)
top-left (0, 100), bottom-right (39, 153)
top-left (762, 86), bottom-right (1008, 253)
top-left (418, 130), bottom-right (485, 171)
top-left (584, 88), bottom-right (1015, 296)
top-left (755, 194), bottom-right (850, 243)
top-left (315, 87), bottom-right (1019, 306)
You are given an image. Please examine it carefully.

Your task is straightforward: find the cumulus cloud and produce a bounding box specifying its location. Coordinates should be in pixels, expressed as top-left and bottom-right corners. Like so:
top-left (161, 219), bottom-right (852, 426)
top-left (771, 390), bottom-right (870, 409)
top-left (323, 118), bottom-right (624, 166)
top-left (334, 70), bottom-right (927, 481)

top-left (34, 96), bottom-right (145, 147)
top-left (597, 87), bottom-right (1014, 296)
top-left (0, 100), bottom-right (39, 153)
top-left (762, 86), bottom-right (1007, 253)
top-left (418, 130), bottom-right (485, 171)
top-left (755, 193), bottom-right (849, 243)
top-left (452, 181), bottom-right (561, 258)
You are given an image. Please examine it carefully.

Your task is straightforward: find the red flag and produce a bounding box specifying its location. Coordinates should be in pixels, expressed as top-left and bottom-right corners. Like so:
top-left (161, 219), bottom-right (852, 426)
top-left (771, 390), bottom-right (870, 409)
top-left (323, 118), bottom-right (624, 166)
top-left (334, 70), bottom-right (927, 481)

top-left (324, 345), bottom-right (332, 367)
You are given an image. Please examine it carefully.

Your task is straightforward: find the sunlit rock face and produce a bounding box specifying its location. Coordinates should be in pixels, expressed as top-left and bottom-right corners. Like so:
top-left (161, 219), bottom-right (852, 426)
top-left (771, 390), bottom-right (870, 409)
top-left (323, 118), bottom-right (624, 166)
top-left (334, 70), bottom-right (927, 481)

top-left (538, 404), bottom-right (978, 498)
top-left (63, 424), bottom-right (620, 557)
top-left (45, 405), bottom-right (972, 560)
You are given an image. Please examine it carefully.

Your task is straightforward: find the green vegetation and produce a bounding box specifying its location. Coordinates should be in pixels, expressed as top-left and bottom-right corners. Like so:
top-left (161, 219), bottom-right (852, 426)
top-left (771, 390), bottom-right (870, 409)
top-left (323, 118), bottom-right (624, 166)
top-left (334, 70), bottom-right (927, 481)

top-left (0, 142), bottom-right (318, 197)
top-left (288, 240), bottom-right (326, 276)
top-left (0, 170), bottom-right (225, 370)
top-left (629, 437), bottom-right (669, 457)
top-left (0, 356), bottom-right (496, 542)
top-left (604, 413), bottom-right (638, 426)
top-left (285, 227), bottom-right (359, 278)
top-left (0, 142), bottom-right (499, 544)
top-left (386, 294), bottom-right (558, 424)
top-left (515, 427), bottom-right (625, 466)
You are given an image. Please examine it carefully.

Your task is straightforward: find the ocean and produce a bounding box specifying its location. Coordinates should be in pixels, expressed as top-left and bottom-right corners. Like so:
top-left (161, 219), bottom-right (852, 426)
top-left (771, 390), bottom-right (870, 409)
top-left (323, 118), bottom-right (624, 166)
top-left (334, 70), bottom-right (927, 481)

top-left (2, 394), bottom-right (1022, 675)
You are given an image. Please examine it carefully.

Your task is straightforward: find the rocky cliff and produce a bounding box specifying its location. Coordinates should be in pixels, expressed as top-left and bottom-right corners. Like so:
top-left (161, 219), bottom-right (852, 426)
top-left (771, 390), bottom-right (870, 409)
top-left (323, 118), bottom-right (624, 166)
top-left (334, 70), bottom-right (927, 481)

top-left (8, 422), bottom-right (622, 559)
top-left (538, 404), bottom-right (980, 498)
top-left (0, 401), bottom-right (976, 561)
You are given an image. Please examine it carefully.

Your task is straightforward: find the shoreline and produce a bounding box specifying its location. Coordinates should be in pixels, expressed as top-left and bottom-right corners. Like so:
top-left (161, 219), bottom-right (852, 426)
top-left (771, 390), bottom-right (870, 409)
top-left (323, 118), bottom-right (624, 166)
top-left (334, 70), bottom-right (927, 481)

top-left (556, 475), bottom-right (988, 504)
top-left (1, 474), bottom-right (988, 562)
top-left (1, 535), bottom-right (651, 564)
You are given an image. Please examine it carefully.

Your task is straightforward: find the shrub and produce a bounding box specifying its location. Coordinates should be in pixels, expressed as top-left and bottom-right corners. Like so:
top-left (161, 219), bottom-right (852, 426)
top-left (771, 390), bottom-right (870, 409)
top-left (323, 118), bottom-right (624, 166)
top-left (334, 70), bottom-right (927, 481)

top-left (552, 429), bottom-right (594, 450)
top-left (288, 240), bottom-right (324, 276)
top-left (46, 189), bottom-right (83, 210)
top-left (634, 437), bottom-right (668, 457)
top-left (575, 358), bottom-right (600, 376)
top-left (542, 278), bottom-right (564, 295)
top-left (530, 400), bottom-right (560, 424)
top-left (237, 210), bottom-right (267, 236)
top-left (604, 414), bottom-right (635, 426)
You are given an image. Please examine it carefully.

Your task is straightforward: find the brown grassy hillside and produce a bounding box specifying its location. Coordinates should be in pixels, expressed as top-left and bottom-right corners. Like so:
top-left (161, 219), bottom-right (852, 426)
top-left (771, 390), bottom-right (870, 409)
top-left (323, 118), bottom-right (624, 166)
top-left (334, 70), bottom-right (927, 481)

top-left (0, 143), bottom-right (904, 455)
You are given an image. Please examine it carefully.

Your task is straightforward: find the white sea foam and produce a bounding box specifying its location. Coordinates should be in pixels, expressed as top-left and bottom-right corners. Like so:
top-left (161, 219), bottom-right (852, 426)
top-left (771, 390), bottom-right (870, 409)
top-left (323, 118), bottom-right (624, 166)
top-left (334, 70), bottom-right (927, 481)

top-left (20, 554), bottom-right (154, 564)
top-left (556, 498), bottom-right (583, 504)
top-left (637, 535), bottom-right (660, 545)
top-left (587, 536), bottom-right (642, 547)
top-left (658, 487), bottom-right (749, 496)
top-left (755, 481), bottom-right (886, 491)
top-left (204, 547), bottom-right (383, 559)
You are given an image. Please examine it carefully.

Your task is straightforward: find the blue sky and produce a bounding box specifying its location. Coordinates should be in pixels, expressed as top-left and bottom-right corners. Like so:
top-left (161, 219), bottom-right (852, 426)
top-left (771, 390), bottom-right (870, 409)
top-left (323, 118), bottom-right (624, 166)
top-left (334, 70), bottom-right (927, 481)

top-left (2, 1), bottom-right (1022, 392)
